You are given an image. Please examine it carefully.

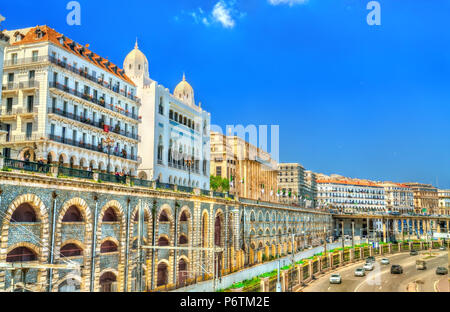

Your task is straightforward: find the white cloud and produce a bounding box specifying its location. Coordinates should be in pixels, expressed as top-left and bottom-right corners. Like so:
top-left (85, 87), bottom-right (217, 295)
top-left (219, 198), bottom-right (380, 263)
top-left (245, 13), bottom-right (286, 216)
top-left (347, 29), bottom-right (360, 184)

top-left (185, 0), bottom-right (242, 29)
top-left (212, 1), bottom-right (235, 28)
top-left (268, 0), bottom-right (308, 6)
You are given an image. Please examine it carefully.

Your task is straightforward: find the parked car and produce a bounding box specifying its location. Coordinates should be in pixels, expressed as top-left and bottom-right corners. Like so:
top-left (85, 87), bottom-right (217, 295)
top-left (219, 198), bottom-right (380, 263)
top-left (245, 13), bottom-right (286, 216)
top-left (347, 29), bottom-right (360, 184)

top-left (391, 265), bottom-right (403, 274)
top-left (363, 262), bottom-right (374, 271)
top-left (380, 258), bottom-right (390, 265)
top-left (436, 267), bottom-right (448, 275)
top-left (410, 250), bottom-right (419, 256)
top-left (329, 273), bottom-right (342, 284)
top-left (354, 268), bottom-right (366, 277)
top-left (439, 246), bottom-right (446, 251)
top-left (366, 256), bottom-right (375, 263)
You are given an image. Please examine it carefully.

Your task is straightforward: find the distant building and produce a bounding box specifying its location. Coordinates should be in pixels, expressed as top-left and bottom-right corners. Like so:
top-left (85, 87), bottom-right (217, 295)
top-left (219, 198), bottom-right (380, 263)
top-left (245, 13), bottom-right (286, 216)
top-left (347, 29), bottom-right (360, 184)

top-left (123, 42), bottom-right (210, 189)
top-left (210, 131), bottom-right (237, 194)
top-left (403, 183), bottom-right (439, 215)
top-left (210, 131), bottom-right (278, 202)
top-left (0, 23), bottom-right (9, 122)
top-left (379, 182), bottom-right (414, 214)
top-left (438, 189), bottom-right (450, 216)
top-left (277, 163), bottom-right (305, 205)
top-left (317, 179), bottom-right (386, 214)
top-left (304, 170), bottom-right (318, 208)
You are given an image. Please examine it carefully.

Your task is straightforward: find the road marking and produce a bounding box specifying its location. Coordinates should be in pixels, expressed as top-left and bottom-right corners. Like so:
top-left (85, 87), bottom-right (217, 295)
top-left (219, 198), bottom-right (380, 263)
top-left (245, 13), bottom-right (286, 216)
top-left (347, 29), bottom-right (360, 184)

top-left (433, 280), bottom-right (439, 292)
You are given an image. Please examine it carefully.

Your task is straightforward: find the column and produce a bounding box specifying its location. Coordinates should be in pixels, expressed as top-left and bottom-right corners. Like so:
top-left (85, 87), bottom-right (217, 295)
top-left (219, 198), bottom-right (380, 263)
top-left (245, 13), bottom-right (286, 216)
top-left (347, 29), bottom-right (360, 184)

top-left (382, 219), bottom-right (387, 243)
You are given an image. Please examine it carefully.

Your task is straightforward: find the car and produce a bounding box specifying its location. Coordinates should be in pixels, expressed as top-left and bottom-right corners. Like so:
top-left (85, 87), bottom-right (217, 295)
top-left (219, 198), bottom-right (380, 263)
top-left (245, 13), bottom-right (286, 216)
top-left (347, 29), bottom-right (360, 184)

top-left (439, 246), bottom-right (446, 251)
top-left (410, 250), bottom-right (419, 256)
top-left (329, 273), bottom-right (342, 284)
top-left (363, 262), bottom-right (374, 271)
top-left (380, 258), bottom-right (390, 265)
top-left (436, 267), bottom-right (448, 275)
top-left (366, 256), bottom-right (375, 263)
top-left (354, 268), bottom-right (366, 277)
top-left (391, 265), bottom-right (403, 274)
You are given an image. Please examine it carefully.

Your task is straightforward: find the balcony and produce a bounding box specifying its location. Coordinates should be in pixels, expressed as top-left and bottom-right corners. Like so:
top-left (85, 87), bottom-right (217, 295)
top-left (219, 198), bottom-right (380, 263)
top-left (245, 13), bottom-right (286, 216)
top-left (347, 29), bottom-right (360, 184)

top-left (4, 158), bottom-right (50, 173)
top-left (48, 56), bottom-right (141, 104)
top-left (2, 82), bottom-right (19, 94)
top-left (58, 166), bottom-right (94, 180)
top-left (3, 55), bottom-right (48, 67)
top-left (18, 106), bottom-right (39, 119)
top-left (98, 172), bottom-right (127, 184)
top-left (48, 134), bottom-right (137, 162)
top-left (0, 134), bottom-right (43, 144)
top-left (0, 108), bottom-right (18, 121)
top-left (49, 81), bottom-right (140, 122)
top-left (47, 107), bottom-right (140, 142)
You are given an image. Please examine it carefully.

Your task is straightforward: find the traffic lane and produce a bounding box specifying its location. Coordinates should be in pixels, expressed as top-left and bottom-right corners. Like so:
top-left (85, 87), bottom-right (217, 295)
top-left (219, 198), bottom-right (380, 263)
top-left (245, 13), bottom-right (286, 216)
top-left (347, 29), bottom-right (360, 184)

top-left (302, 252), bottom-right (413, 292)
top-left (403, 253), bottom-right (448, 292)
top-left (355, 251), bottom-right (448, 292)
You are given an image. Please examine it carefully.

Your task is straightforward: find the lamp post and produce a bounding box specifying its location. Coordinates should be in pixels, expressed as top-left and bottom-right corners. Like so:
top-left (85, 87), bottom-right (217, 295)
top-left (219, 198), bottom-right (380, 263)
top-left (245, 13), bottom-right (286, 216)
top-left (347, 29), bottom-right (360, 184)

top-left (184, 158), bottom-right (193, 186)
top-left (104, 136), bottom-right (115, 173)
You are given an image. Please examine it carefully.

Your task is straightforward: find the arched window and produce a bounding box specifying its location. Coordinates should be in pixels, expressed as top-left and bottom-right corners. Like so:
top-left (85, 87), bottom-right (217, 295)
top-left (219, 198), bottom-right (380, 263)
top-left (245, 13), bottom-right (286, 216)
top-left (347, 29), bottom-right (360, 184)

top-left (180, 211), bottom-right (188, 222)
top-left (6, 247), bottom-right (37, 262)
top-left (102, 207), bottom-right (118, 222)
top-left (169, 110), bottom-right (173, 120)
top-left (60, 243), bottom-right (83, 257)
top-left (214, 215), bottom-right (222, 246)
top-left (179, 234), bottom-right (188, 245)
top-left (159, 97), bottom-right (164, 115)
top-left (159, 210), bottom-right (169, 222)
top-left (62, 205), bottom-right (83, 222)
top-left (11, 203), bottom-right (37, 222)
top-left (100, 272), bottom-right (117, 292)
top-left (100, 240), bottom-right (118, 253)
top-left (157, 262), bottom-right (168, 287)
top-left (158, 236), bottom-right (169, 246)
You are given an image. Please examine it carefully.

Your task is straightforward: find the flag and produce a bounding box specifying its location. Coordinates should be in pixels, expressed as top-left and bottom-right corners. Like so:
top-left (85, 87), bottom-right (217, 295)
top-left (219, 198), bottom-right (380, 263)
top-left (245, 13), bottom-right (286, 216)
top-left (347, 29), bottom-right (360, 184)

top-left (103, 124), bottom-right (110, 133)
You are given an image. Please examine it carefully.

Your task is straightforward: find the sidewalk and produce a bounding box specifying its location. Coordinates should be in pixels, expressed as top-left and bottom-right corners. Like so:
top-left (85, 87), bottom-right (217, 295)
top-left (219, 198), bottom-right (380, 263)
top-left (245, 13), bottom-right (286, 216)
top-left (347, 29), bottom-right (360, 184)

top-left (436, 276), bottom-right (449, 292)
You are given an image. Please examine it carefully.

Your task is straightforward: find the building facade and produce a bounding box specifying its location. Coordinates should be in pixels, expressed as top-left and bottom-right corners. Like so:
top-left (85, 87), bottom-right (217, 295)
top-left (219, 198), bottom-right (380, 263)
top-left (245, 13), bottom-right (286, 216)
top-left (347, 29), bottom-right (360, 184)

top-left (403, 183), bottom-right (439, 215)
top-left (1, 26), bottom-right (140, 174)
top-left (304, 170), bottom-right (318, 208)
top-left (210, 132), bottom-right (278, 202)
top-left (123, 43), bottom-right (210, 189)
top-left (380, 182), bottom-right (414, 214)
top-left (317, 179), bottom-right (386, 214)
top-left (0, 170), bottom-right (332, 292)
top-left (438, 189), bottom-right (450, 216)
top-left (277, 163), bottom-right (304, 205)
top-left (210, 131), bottom-right (237, 194)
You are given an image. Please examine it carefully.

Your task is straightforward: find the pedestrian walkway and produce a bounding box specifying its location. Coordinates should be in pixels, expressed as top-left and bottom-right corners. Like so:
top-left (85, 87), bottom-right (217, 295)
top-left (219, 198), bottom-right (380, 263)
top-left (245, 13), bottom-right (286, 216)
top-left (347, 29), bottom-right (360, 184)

top-left (436, 276), bottom-right (449, 292)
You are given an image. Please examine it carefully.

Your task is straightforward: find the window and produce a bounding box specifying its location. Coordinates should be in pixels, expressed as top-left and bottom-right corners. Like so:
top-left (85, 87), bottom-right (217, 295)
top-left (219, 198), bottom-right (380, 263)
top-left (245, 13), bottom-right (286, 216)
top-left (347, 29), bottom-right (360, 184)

top-left (169, 110), bottom-right (173, 120)
top-left (50, 124), bottom-right (55, 136)
top-left (216, 166), bottom-right (222, 176)
top-left (32, 50), bottom-right (39, 62)
top-left (27, 96), bottom-right (34, 112)
top-left (26, 123), bottom-right (33, 139)
top-left (8, 73), bottom-right (14, 83)
top-left (11, 53), bottom-right (17, 65)
top-left (29, 70), bottom-right (35, 80)
top-left (6, 98), bottom-right (13, 113)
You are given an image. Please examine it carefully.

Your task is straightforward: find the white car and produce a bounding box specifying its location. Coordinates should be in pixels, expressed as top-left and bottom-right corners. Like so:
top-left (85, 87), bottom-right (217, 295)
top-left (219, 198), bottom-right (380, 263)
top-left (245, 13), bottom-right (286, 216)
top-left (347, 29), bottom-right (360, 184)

top-left (354, 268), bottom-right (366, 277)
top-left (363, 262), bottom-right (374, 271)
top-left (329, 273), bottom-right (342, 284)
top-left (380, 258), bottom-right (390, 265)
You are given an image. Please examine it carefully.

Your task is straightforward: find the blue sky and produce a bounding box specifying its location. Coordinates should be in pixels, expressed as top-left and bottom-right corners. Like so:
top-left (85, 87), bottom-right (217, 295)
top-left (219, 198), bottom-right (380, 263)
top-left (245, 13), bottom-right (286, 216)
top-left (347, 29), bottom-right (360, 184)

top-left (1, 0), bottom-right (449, 188)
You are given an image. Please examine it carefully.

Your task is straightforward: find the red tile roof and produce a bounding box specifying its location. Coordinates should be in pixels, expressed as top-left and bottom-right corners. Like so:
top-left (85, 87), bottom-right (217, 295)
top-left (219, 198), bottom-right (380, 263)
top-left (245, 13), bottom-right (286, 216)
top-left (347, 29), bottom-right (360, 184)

top-left (12, 25), bottom-right (135, 86)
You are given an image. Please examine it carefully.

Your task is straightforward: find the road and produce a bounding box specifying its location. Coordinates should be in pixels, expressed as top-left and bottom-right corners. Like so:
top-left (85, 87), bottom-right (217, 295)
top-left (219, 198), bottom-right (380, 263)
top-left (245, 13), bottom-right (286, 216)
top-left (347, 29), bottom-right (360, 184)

top-left (302, 250), bottom-right (448, 292)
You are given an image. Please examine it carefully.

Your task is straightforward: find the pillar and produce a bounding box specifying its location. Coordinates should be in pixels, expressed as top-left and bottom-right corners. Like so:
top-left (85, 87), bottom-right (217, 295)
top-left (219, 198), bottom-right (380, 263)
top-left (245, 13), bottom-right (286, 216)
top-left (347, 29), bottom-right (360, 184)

top-left (382, 220), bottom-right (386, 243)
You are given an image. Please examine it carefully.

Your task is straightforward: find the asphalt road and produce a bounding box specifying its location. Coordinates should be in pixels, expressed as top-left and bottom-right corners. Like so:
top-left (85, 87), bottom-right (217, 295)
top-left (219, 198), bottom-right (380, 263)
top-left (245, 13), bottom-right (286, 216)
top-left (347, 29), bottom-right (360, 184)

top-left (302, 250), bottom-right (448, 292)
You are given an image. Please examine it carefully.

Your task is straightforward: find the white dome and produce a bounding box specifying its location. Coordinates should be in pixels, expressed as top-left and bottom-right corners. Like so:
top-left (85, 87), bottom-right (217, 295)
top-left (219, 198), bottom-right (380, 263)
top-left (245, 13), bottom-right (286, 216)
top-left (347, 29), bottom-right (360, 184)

top-left (174, 73), bottom-right (195, 106)
top-left (123, 39), bottom-right (149, 78)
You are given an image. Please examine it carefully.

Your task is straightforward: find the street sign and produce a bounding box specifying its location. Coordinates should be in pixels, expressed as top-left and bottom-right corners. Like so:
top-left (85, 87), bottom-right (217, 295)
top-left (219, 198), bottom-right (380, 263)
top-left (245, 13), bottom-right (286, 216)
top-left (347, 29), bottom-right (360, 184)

top-left (433, 233), bottom-right (450, 239)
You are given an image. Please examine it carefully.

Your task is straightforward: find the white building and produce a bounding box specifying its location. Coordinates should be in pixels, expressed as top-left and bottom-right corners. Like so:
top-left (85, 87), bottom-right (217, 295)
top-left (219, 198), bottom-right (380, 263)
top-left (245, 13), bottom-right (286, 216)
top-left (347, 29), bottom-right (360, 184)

top-left (0, 18), bottom-right (9, 107)
top-left (317, 179), bottom-right (386, 214)
top-left (380, 182), bottom-right (414, 214)
top-left (123, 42), bottom-right (210, 189)
top-left (1, 26), bottom-right (140, 174)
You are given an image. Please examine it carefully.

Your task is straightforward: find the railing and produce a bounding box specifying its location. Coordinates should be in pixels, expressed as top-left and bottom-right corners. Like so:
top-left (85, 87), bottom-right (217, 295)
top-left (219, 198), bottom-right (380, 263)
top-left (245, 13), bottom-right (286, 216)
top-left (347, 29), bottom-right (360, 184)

top-left (47, 107), bottom-right (140, 141)
top-left (4, 158), bottom-right (50, 173)
top-left (201, 189), bottom-right (211, 196)
top-left (212, 191), bottom-right (225, 198)
top-left (2, 83), bottom-right (19, 91)
top-left (49, 81), bottom-right (139, 121)
top-left (131, 178), bottom-right (152, 188)
top-left (178, 185), bottom-right (193, 193)
top-left (48, 56), bottom-right (140, 104)
top-left (98, 172), bottom-right (127, 184)
top-left (156, 182), bottom-right (175, 191)
top-left (0, 134), bottom-right (42, 143)
top-left (3, 55), bottom-right (48, 67)
top-left (58, 166), bottom-right (94, 180)
top-left (48, 134), bottom-right (137, 161)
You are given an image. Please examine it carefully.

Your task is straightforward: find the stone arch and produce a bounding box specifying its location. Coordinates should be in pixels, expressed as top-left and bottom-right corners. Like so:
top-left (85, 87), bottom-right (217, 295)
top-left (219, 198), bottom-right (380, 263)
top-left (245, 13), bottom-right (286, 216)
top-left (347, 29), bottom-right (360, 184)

top-left (99, 269), bottom-right (119, 292)
top-left (46, 150), bottom-right (57, 164)
top-left (55, 273), bottom-right (82, 292)
top-left (19, 147), bottom-right (36, 162)
top-left (58, 153), bottom-right (68, 166)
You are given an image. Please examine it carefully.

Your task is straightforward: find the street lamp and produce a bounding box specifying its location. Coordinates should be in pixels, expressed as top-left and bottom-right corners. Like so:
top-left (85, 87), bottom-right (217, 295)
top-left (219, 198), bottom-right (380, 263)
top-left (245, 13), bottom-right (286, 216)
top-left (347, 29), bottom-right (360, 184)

top-left (184, 158), bottom-right (193, 186)
top-left (104, 136), bottom-right (115, 173)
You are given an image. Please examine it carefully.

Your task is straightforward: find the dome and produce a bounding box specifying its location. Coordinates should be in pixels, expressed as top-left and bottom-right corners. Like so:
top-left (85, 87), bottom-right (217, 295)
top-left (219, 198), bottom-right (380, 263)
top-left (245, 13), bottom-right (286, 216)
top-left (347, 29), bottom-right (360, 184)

top-left (123, 39), bottom-right (149, 78)
top-left (174, 73), bottom-right (195, 106)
